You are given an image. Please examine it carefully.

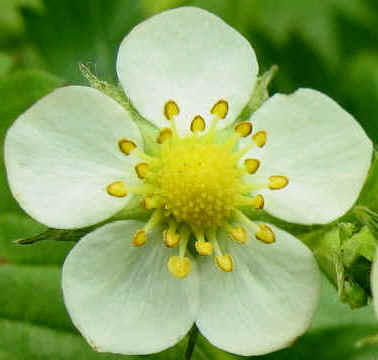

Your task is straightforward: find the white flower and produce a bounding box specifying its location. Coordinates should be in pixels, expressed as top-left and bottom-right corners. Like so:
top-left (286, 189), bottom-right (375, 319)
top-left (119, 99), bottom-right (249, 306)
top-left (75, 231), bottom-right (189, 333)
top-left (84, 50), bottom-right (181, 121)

top-left (4, 7), bottom-right (372, 357)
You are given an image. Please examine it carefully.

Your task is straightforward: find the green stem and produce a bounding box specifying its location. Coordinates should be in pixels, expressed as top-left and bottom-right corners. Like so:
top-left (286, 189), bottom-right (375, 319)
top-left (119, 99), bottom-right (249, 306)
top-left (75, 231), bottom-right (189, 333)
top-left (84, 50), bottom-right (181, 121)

top-left (185, 325), bottom-right (199, 360)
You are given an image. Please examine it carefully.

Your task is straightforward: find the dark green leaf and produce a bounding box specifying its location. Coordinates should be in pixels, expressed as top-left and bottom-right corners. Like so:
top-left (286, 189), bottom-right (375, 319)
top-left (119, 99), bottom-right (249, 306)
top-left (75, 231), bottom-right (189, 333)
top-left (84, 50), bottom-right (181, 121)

top-left (21, 0), bottom-right (144, 83)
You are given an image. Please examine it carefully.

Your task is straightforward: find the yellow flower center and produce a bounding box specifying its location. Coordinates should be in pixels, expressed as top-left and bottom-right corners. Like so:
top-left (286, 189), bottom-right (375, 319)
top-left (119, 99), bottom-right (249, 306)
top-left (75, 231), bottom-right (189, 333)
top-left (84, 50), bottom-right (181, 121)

top-left (158, 139), bottom-right (241, 228)
top-left (106, 99), bottom-right (289, 279)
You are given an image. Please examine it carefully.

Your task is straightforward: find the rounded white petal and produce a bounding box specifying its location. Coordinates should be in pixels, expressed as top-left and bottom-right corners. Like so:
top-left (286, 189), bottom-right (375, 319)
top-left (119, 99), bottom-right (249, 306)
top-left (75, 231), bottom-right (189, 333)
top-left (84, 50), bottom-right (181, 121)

top-left (117, 7), bottom-right (258, 134)
top-left (371, 250), bottom-right (378, 318)
top-left (196, 224), bottom-right (320, 356)
top-left (242, 88), bottom-right (373, 224)
top-left (63, 220), bottom-right (199, 355)
top-left (5, 86), bottom-right (143, 229)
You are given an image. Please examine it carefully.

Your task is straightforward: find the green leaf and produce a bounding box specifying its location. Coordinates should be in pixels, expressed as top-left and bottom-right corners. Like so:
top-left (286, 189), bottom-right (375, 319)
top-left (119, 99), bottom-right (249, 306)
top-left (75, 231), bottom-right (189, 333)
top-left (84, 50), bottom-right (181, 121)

top-left (342, 53), bottom-right (378, 144)
top-left (0, 0), bottom-right (41, 36)
top-left (21, 0), bottom-right (144, 83)
top-left (0, 52), bottom-right (12, 76)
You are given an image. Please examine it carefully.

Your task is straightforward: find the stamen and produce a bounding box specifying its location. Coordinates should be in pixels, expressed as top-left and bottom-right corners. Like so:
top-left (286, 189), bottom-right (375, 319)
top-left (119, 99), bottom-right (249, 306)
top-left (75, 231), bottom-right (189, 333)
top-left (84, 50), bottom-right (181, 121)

top-left (106, 181), bottom-right (127, 198)
top-left (167, 227), bottom-right (192, 278)
top-left (144, 210), bottom-right (163, 233)
top-left (244, 158), bottom-right (260, 174)
top-left (190, 115), bottom-right (206, 133)
top-left (207, 228), bottom-right (233, 272)
top-left (118, 139), bottom-right (136, 155)
top-left (252, 131), bottom-right (267, 148)
top-left (240, 183), bottom-right (268, 192)
top-left (194, 230), bottom-right (213, 255)
top-left (223, 223), bottom-right (248, 244)
top-left (164, 231), bottom-right (180, 248)
top-left (141, 196), bottom-right (161, 210)
top-left (234, 122), bottom-right (253, 138)
top-left (234, 210), bottom-right (260, 232)
top-left (132, 210), bottom-right (163, 247)
top-left (269, 175), bottom-right (289, 190)
top-left (208, 99), bottom-right (229, 137)
top-left (251, 194), bottom-right (264, 209)
top-left (133, 229), bottom-right (147, 247)
top-left (133, 149), bottom-right (158, 164)
top-left (195, 241), bottom-right (213, 255)
top-left (210, 99), bottom-right (229, 119)
top-left (128, 184), bottom-right (157, 195)
top-left (164, 100), bottom-right (179, 138)
top-left (236, 194), bottom-right (264, 209)
top-left (179, 226), bottom-right (191, 258)
top-left (255, 224), bottom-right (276, 244)
top-left (167, 256), bottom-right (192, 278)
top-left (157, 127), bottom-right (173, 144)
top-left (234, 142), bottom-right (256, 160)
top-left (215, 254), bottom-right (233, 272)
top-left (164, 100), bottom-right (180, 120)
top-left (135, 162), bottom-right (149, 179)
top-left (164, 220), bottom-right (180, 248)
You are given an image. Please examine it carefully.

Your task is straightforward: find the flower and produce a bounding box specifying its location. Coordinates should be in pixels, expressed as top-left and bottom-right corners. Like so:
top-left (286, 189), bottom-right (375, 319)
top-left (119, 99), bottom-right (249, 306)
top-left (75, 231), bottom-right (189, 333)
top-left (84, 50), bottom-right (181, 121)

top-left (4, 6), bottom-right (372, 357)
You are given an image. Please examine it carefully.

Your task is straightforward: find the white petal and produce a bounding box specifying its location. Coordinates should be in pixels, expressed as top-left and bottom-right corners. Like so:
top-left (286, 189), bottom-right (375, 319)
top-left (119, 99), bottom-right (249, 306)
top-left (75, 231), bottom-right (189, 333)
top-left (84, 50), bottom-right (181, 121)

top-left (372, 250), bottom-right (378, 318)
top-left (62, 220), bottom-right (199, 355)
top-left (242, 88), bottom-right (372, 224)
top-left (196, 224), bottom-right (320, 356)
top-left (117, 7), bottom-right (258, 135)
top-left (5, 86), bottom-right (143, 229)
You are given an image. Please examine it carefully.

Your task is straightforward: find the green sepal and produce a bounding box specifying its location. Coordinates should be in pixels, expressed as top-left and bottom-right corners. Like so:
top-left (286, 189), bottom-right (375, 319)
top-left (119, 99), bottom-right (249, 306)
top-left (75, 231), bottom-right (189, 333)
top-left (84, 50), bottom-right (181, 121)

top-left (300, 224), bottom-right (376, 309)
top-left (343, 225), bottom-right (377, 266)
top-left (15, 194), bottom-right (149, 246)
top-left (235, 64), bottom-right (278, 123)
top-left (14, 226), bottom-right (97, 245)
top-left (80, 64), bottom-right (160, 155)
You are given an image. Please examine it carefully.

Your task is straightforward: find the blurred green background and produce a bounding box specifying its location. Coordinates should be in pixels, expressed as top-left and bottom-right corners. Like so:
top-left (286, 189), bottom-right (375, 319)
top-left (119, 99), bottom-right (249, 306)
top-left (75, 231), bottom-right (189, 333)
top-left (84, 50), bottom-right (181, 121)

top-left (2, 0), bottom-right (378, 359)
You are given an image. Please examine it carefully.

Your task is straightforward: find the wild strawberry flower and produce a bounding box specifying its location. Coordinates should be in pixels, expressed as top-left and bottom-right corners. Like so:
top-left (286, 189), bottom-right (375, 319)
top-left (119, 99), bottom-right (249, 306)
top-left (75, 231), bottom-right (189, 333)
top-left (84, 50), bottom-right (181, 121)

top-left (4, 6), bottom-right (372, 357)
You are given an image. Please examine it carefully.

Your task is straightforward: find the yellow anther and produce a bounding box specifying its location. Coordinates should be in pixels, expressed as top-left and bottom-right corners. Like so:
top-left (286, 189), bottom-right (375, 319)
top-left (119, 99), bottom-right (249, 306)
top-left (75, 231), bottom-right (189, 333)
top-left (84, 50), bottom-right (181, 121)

top-left (164, 100), bottom-right (180, 120)
top-left (251, 194), bottom-right (264, 209)
top-left (133, 229), bottom-right (147, 247)
top-left (164, 230), bottom-right (180, 248)
top-left (215, 254), bottom-right (233, 272)
top-left (227, 225), bottom-right (248, 244)
top-left (252, 130), bottom-right (267, 147)
top-left (168, 256), bottom-right (192, 278)
top-left (118, 138), bottom-right (137, 155)
top-left (195, 241), bottom-right (213, 256)
top-left (106, 181), bottom-right (127, 198)
top-left (141, 196), bottom-right (159, 210)
top-left (269, 175), bottom-right (289, 190)
top-left (244, 158), bottom-right (260, 174)
top-left (190, 115), bottom-right (206, 132)
top-left (210, 99), bottom-right (229, 119)
top-left (157, 127), bottom-right (173, 144)
top-left (255, 224), bottom-right (275, 244)
top-left (234, 122), bottom-right (253, 137)
top-left (135, 162), bottom-right (149, 179)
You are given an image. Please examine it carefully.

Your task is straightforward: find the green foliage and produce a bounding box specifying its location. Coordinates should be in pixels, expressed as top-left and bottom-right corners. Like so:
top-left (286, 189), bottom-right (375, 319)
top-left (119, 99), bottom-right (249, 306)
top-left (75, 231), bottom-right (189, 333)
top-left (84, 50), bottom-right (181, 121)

top-left (20, 0), bottom-right (144, 83)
